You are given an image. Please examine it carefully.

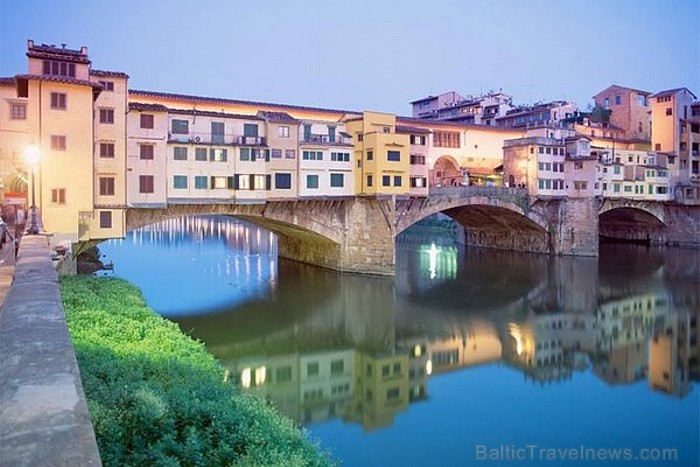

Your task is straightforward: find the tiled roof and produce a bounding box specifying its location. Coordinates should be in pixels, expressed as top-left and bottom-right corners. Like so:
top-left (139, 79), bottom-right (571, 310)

top-left (129, 89), bottom-right (359, 116)
top-left (396, 116), bottom-right (522, 133)
top-left (0, 77), bottom-right (15, 86)
top-left (169, 108), bottom-right (264, 121)
top-left (592, 84), bottom-right (651, 98)
top-left (15, 74), bottom-right (102, 89)
top-left (128, 102), bottom-right (169, 112)
top-left (91, 69), bottom-right (129, 78)
top-left (27, 43), bottom-right (90, 64)
top-left (649, 87), bottom-right (697, 99)
top-left (409, 95), bottom-right (438, 104)
top-left (256, 111), bottom-right (299, 123)
top-left (395, 124), bottom-right (431, 135)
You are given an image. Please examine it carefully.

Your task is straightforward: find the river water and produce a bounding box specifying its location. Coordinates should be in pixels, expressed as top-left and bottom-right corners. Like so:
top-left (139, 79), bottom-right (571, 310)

top-left (97, 215), bottom-right (699, 466)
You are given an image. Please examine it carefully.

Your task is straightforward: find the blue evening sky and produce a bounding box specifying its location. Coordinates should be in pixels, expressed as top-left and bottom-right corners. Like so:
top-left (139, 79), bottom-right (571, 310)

top-left (0, 0), bottom-right (698, 115)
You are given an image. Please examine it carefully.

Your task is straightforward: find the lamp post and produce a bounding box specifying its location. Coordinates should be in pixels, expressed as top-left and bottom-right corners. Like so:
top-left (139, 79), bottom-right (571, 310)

top-left (24, 145), bottom-right (40, 235)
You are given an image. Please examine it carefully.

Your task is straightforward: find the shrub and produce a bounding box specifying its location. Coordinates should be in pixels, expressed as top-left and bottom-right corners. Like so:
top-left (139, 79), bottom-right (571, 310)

top-left (61, 276), bottom-right (332, 467)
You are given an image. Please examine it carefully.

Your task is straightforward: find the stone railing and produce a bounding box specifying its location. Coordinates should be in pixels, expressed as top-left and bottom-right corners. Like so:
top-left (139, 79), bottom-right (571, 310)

top-left (0, 235), bottom-right (101, 466)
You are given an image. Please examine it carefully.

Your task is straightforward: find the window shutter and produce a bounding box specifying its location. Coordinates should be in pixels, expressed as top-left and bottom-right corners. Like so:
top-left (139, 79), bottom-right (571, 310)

top-left (249, 174), bottom-right (255, 190)
top-left (233, 175), bottom-right (240, 190)
top-left (222, 149), bottom-right (227, 162)
top-left (210, 148), bottom-right (215, 161)
top-left (227, 176), bottom-right (234, 189)
top-left (210, 176), bottom-right (215, 188)
top-left (265, 149), bottom-right (270, 162)
top-left (266, 174), bottom-right (271, 190)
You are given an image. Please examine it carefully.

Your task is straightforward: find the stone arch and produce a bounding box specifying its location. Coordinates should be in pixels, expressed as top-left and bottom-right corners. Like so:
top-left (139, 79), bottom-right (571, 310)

top-left (395, 193), bottom-right (549, 236)
top-left (599, 203), bottom-right (665, 226)
top-left (430, 155), bottom-right (461, 187)
top-left (598, 205), bottom-right (666, 244)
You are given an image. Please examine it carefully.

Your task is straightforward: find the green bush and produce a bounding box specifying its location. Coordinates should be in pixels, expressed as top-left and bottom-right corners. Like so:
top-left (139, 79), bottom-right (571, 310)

top-left (61, 276), bottom-right (332, 467)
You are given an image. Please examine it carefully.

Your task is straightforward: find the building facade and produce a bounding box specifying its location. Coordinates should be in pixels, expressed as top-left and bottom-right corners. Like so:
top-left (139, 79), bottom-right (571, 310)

top-left (592, 84), bottom-right (651, 141)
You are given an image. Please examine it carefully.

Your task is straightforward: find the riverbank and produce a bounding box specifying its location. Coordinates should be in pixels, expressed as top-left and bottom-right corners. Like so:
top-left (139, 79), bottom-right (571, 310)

top-left (60, 276), bottom-right (332, 467)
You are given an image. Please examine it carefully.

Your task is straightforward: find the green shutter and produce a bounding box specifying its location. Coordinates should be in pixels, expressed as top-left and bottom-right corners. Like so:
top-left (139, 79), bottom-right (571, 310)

top-left (210, 176), bottom-right (215, 188)
top-left (227, 176), bottom-right (234, 189)
top-left (210, 148), bottom-right (215, 161)
top-left (265, 149), bottom-right (270, 162)
top-left (266, 174), bottom-right (271, 190)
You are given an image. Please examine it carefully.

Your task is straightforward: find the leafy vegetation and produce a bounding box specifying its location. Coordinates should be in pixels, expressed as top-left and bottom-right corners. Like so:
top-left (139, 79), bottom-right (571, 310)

top-left (61, 276), bottom-right (332, 467)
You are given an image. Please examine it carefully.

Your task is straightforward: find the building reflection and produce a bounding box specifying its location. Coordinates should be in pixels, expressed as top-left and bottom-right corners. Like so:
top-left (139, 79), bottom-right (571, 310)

top-left (166, 218), bottom-right (698, 431)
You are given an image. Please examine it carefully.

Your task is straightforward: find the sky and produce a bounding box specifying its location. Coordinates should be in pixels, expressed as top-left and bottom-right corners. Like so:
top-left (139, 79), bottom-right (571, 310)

top-left (0, 0), bottom-right (698, 115)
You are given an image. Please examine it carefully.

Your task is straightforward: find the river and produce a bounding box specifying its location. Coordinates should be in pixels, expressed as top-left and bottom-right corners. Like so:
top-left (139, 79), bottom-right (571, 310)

top-left (97, 215), bottom-right (699, 466)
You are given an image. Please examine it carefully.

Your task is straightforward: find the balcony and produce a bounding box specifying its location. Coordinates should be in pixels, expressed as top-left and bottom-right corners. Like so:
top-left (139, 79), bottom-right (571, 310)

top-left (167, 132), bottom-right (266, 146)
top-left (300, 133), bottom-right (353, 146)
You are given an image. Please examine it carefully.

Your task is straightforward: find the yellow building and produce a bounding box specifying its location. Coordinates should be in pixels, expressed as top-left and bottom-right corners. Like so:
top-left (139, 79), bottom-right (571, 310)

top-left (345, 112), bottom-right (411, 196)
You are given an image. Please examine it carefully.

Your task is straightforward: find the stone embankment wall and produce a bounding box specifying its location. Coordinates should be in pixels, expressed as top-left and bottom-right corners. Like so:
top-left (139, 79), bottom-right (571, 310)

top-left (0, 235), bottom-right (101, 466)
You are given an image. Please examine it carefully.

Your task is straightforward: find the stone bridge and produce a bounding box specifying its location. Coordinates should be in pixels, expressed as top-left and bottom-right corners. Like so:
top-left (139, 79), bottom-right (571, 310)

top-left (125, 187), bottom-right (699, 275)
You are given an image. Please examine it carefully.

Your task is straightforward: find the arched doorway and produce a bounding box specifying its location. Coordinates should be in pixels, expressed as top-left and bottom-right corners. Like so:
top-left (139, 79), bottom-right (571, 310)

top-left (430, 156), bottom-right (461, 187)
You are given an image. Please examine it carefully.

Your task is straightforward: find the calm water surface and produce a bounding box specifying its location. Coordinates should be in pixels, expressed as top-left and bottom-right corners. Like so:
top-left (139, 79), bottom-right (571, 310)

top-left (99, 215), bottom-right (700, 467)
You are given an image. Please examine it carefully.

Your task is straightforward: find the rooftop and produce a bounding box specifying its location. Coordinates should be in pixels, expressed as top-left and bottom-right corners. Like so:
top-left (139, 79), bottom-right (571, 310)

top-left (128, 102), bottom-right (169, 112)
top-left (592, 84), bottom-right (651, 98)
top-left (649, 87), bottom-right (698, 99)
top-left (26, 40), bottom-right (90, 64)
top-left (90, 69), bottom-right (129, 78)
top-left (129, 89), bottom-right (359, 118)
top-left (256, 111), bottom-right (299, 123)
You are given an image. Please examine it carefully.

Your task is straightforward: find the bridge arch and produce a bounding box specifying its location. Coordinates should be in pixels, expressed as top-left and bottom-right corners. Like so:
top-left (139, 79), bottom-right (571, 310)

top-left (598, 202), bottom-right (667, 243)
top-left (396, 188), bottom-right (549, 236)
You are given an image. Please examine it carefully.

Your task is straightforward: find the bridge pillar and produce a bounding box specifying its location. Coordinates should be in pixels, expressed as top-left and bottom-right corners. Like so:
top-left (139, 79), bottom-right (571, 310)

top-left (546, 197), bottom-right (599, 257)
top-left (274, 198), bottom-right (395, 276)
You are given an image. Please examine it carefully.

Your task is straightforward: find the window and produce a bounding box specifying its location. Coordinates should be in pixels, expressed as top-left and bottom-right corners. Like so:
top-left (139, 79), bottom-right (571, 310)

top-left (307, 362), bottom-right (319, 377)
top-left (173, 146), bottom-right (188, 160)
top-left (98, 80), bottom-right (114, 91)
top-left (139, 144), bottom-right (154, 160)
top-left (306, 174), bottom-right (319, 189)
top-left (387, 150), bottom-right (401, 161)
top-left (330, 173), bottom-right (344, 187)
top-left (330, 360), bottom-right (344, 376)
top-left (51, 135), bottom-right (66, 151)
top-left (240, 148), bottom-right (250, 161)
top-left (410, 135), bottom-right (426, 145)
top-left (410, 177), bottom-right (426, 188)
top-left (10, 104), bottom-right (26, 120)
top-left (382, 175), bottom-right (391, 187)
top-left (666, 107), bottom-right (672, 116)
top-left (194, 176), bottom-right (208, 189)
top-left (357, 133), bottom-right (363, 142)
top-left (278, 126), bottom-right (289, 138)
top-left (100, 143), bottom-right (115, 158)
top-left (173, 175), bottom-right (187, 189)
top-left (210, 148), bottom-right (227, 162)
top-left (139, 175), bottom-right (154, 193)
top-left (99, 177), bottom-right (115, 196)
top-left (367, 151), bottom-right (373, 160)
top-left (604, 97), bottom-right (610, 109)
top-left (140, 114), bottom-right (154, 129)
top-left (574, 161), bottom-right (583, 169)
top-left (637, 94), bottom-right (646, 107)
top-left (271, 149), bottom-right (282, 159)
top-left (243, 123), bottom-right (258, 137)
top-left (43, 60), bottom-right (75, 77)
top-left (394, 176), bottom-right (402, 187)
top-left (275, 173), bottom-right (291, 189)
top-left (99, 211), bottom-right (112, 229)
top-left (615, 95), bottom-right (621, 105)
top-left (171, 119), bottom-right (189, 134)
top-left (433, 131), bottom-right (460, 148)
top-left (367, 174), bottom-right (373, 187)
top-left (211, 176), bottom-right (227, 189)
top-left (331, 152), bottom-right (350, 162)
top-left (302, 150), bottom-right (323, 160)
top-left (328, 126), bottom-right (336, 142)
top-left (538, 146), bottom-right (544, 154)
top-left (410, 154), bottom-right (426, 165)
top-left (285, 149), bottom-right (296, 159)
top-left (574, 181), bottom-right (588, 190)
top-left (195, 147), bottom-right (208, 161)
top-left (50, 92), bottom-right (66, 110)
top-left (51, 188), bottom-right (66, 204)
top-left (99, 108), bottom-right (115, 124)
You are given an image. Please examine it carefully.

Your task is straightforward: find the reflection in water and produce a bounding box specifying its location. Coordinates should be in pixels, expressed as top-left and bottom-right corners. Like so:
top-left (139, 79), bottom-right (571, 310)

top-left (101, 216), bottom-right (699, 466)
top-left (99, 216), bottom-right (277, 316)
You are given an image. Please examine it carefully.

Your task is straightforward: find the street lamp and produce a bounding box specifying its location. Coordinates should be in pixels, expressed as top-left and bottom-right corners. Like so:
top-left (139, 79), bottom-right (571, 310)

top-left (24, 144), bottom-right (40, 235)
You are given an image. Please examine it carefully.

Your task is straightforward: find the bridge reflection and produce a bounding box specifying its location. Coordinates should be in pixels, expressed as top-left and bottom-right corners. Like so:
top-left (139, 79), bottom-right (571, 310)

top-left (174, 233), bottom-right (699, 431)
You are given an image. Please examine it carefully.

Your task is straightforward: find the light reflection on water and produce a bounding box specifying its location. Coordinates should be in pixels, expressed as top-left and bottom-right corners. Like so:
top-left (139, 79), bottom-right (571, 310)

top-left (99, 215), bottom-right (699, 466)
